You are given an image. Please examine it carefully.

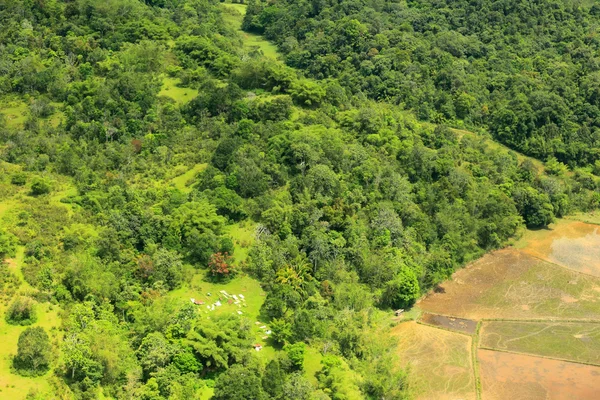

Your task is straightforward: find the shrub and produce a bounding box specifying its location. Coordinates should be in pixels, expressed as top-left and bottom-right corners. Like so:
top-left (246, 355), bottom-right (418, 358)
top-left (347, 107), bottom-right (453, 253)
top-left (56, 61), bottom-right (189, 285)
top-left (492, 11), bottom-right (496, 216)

top-left (30, 178), bottom-right (51, 196)
top-left (208, 252), bottom-right (236, 279)
top-left (13, 327), bottom-right (52, 376)
top-left (6, 297), bottom-right (37, 325)
top-left (11, 173), bottom-right (27, 186)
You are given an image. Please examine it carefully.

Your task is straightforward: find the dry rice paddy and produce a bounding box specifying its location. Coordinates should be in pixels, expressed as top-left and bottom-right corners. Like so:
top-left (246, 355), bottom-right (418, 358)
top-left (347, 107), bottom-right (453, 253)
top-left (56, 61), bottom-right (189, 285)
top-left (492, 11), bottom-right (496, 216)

top-left (395, 219), bottom-right (600, 399)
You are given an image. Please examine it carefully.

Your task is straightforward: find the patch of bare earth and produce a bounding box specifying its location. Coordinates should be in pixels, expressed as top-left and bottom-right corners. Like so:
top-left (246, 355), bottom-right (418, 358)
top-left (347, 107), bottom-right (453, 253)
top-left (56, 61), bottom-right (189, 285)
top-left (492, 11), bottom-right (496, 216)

top-left (478, 349), bottom-right (600, 400)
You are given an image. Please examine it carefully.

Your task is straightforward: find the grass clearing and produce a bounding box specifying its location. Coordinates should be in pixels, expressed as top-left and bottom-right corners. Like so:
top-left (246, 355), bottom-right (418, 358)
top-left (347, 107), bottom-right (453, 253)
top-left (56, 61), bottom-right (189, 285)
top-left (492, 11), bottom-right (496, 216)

top-left (167, 270), bottom-right (276, 357)
top-left (478, 349), bottom-right (600, 400)
top-left (392, 321), bottom-right (476, 400)
top-left (0, 247), bottom-right (62, 400)
top-left (480, 321), bottom-right (600, 365)
top-left (221, 3), bottom-right (280, 59)
top-left (1, 102), bottom-right (27, 129)
top-left (159, 77), bottom-right (198, 105)
top-left (170, 163), bottom-right (207, 192)
top-left (224, 221), bottom-right (255, 264)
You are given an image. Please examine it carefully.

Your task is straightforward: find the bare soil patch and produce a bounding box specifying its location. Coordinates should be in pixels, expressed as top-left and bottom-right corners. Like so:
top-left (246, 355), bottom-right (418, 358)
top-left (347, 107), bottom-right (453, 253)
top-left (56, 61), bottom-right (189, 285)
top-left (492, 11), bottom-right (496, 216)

top-left (420, 313), bottom-right (477, 335)
top-left (478, 349), bottom-right (600, 400)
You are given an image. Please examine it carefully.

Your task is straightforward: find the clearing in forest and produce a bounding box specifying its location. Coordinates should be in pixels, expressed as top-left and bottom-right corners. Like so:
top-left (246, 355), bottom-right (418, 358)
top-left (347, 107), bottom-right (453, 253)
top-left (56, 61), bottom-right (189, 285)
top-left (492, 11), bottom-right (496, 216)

top-left (220, 2), bottom-right (280, 59)
top-left (392, 321), bottom-right (476, 400)
top-left (478, 349), bottom-right (600, 400)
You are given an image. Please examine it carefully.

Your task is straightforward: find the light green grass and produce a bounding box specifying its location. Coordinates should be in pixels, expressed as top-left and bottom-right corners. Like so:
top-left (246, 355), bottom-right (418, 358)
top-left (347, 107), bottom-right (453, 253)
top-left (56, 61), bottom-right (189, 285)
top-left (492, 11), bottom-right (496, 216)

top-left (303, 346), bottom-right (323, 385)
top-left (170, 163), bottom-right (207, 192)
top-left (0, 102), bottom-right (27, 129)
top-left (159, 77), bottom-right (198, 105)
top-left (480, 321), bottom-right (600, 365)
top-left (566, 211), bottom-right (600, 226)
top-left (0, 246), bottom-right (62, 400)
top-left (224, 221), bottom-right (255, 264)
top-left (221, 3), bottom-right (280, 59)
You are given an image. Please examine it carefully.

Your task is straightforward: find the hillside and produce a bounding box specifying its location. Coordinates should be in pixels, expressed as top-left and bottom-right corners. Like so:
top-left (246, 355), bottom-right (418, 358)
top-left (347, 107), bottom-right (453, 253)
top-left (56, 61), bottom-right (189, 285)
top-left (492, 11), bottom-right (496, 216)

top-left (0, 0), bottom-right (599, 399)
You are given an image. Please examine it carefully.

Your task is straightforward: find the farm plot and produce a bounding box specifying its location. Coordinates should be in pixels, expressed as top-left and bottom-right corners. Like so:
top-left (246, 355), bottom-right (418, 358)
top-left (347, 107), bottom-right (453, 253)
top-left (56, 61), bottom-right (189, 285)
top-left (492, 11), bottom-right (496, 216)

top-left (420, 313), bottom-right (477, 335)
top-left (478, 349), bottom-right (600, 400)
top-left (480, 321), bottom-right (600, 365)
top-left (418, 249), bottom-right (600, 320)
top-left (392, 321), bottom-right (476, 400)
top-left (517, 220), bottom-right (600, 277)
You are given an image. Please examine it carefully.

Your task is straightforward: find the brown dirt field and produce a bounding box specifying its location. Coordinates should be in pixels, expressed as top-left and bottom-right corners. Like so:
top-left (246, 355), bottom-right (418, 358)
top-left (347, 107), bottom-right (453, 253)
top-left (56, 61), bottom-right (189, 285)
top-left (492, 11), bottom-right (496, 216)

top-left (418, 248), bottom-right (600, 320)
top-left (517, 221), bottom-right (600, 277)
top-left (392, 321), bottom-right (476, 400)
top-left (420, 313), bottom-right (477, 335)
top-left (478, 349), bottom-right (600, 400)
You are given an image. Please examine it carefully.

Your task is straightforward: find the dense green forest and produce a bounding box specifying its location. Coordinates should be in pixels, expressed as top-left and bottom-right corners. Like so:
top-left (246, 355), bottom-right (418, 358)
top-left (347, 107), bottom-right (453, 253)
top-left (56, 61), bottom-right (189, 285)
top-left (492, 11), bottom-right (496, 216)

top-left (0, 0), bottom-right (598, 399)
top-left (244, 0), bottom-right (600, 165)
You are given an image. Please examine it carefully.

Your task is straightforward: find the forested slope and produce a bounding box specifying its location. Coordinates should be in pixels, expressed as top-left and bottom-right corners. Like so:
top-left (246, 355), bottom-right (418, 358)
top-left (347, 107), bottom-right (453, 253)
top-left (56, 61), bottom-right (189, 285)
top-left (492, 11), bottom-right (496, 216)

top-left (244, 0), bottom-right (600, 165)
top-left (0, 0), bottom-right (598, 399)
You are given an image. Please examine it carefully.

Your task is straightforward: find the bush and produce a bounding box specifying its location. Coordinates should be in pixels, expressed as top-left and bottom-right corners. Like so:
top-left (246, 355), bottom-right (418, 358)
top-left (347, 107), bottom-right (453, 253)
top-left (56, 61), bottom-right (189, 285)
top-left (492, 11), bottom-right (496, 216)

top-left (13, 327), bottom-right (52, 376)
top-left (30, 178), bottom-right (51, 196)
top-left (11, 173), bottom-right (27, 186)
top-left (6, 297), bottom-right (37, 325)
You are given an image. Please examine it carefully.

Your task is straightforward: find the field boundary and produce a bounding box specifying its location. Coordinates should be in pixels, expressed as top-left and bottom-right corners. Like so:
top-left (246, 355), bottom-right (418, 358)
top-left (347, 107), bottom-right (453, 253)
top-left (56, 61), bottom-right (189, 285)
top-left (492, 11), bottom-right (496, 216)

top-left (480, 318), bottom-right (600, 324)
top-left (477, 346), bottom-right (600, 367)
top-left (472, 321), bottom-right (482, 400)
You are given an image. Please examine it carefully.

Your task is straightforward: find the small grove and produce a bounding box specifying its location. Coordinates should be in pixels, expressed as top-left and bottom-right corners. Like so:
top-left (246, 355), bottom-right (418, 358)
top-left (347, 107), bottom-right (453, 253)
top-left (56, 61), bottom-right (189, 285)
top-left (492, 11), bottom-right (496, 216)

top-left (0, 0), bottom-right (599, 399)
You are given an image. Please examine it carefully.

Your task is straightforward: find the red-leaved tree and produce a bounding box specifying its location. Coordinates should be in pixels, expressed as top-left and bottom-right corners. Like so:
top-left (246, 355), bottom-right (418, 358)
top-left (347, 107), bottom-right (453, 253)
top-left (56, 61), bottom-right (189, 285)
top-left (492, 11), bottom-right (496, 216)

top-left (208, 252), bottom-right (235, 278)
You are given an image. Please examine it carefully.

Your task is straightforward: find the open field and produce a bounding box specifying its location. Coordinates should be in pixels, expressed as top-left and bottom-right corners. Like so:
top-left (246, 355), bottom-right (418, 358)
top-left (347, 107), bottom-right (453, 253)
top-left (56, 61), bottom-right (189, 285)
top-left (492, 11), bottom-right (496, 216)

top-left (170, 162), bottom-right (207, 192)
top-left (478, 349), bottom-right (600, 400)
top-left (159, 77), bottom-right (198, 105)
top-left (418, 248), bottom-right (600, 320)
top-left (480, 321), bottom-right (600, 365)
top-left (516, 220), bottom-right (600, 277)
top-left (220, 3), bottom-right (280, 59)
top-left (392, 321), bottom-right (476, 400)
top-left (409, 219), bottom-right (600, 399)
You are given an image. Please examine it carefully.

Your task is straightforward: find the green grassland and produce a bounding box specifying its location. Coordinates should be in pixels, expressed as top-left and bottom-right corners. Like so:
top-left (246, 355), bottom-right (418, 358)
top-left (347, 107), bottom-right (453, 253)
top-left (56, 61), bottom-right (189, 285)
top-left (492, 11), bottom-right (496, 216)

top-left (480, 321), bottom-right (600, 365)
top-left (170, 163), bottom-right (207, 192)
top-left (220, 3), bottom-right (280, 59)
top-left (0, 101), bottom-right (27, 129)
top-left (0, 246), bottom-right (62, 400)
top-left (159, 76), bottom-right (198, 105)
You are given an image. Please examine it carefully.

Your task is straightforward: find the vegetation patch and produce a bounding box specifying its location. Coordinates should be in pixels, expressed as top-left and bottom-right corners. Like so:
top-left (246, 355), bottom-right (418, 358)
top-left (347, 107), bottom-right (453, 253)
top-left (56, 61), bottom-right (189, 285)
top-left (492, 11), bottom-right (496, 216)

top-left (480, 321), bottom-right (600, 365)
top-left (159, 77), bottom-right (198, 105)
